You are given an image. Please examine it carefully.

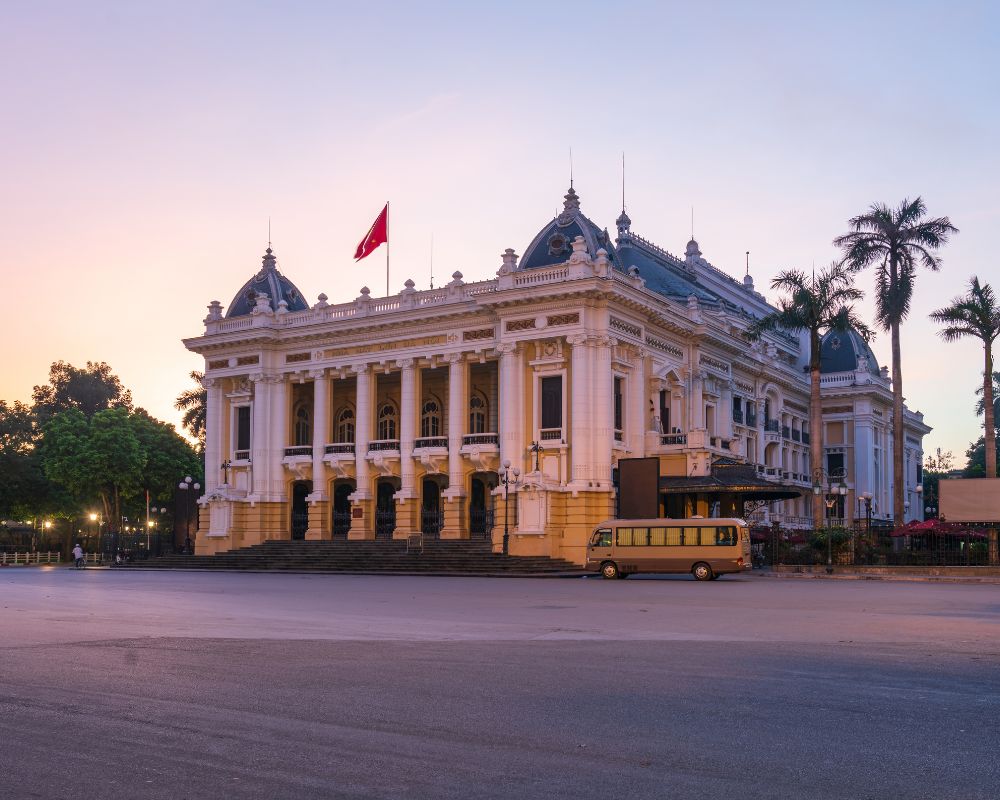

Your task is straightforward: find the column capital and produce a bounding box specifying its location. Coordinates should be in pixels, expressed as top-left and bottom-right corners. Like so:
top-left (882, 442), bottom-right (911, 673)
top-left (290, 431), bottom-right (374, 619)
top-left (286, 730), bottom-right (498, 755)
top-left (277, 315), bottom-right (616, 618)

top-left (397, 357), bottom-right (416, 370)
top-left (201, 376), bottom-right (219, 390)
top-left (567, 333), bottom-right (588, 347)
top-left (495, 342), bottom-right (517, 356)
top-left (308, 368), bottom-right (327, 381)
top-left (350, 363), bottom-right (370, 376)
top-left (446, 351), bottom-right (465, 365)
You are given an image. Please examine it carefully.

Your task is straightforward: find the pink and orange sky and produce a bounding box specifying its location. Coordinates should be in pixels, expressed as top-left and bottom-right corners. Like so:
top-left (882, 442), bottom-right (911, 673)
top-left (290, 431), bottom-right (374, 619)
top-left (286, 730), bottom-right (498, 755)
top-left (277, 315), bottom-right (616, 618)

top-left (4, 1), bottom-right (997, 463)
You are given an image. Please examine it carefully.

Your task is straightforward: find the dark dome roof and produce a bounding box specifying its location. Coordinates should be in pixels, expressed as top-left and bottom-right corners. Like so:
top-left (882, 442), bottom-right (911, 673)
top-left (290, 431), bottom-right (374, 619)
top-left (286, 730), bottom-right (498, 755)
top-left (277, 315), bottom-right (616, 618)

top-left (820, 328), bottom-right (880, 374)
top-left (519, 187), bottom-right (618, 269)
top-left (226, 247), bottom-right (309, 318)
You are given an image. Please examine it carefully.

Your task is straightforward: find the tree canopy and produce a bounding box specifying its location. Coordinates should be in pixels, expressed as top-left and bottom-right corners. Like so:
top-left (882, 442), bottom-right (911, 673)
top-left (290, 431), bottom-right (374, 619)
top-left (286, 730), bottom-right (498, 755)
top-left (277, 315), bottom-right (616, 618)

top-left (32, 361), bottom-right (133, 424)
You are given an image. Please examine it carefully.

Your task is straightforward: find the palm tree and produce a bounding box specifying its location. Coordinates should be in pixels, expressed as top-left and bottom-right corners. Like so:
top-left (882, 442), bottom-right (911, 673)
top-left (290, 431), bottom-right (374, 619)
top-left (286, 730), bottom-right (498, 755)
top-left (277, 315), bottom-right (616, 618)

top-left (974, 371), bottom-right (1000, 422)
top-left (748, 262), bottom-right (872, 528)
top-left (834, 198), bottom-right (957, 524)
top-left (930, 277), bottom-right (1000, 478)
top-left (175, 371), bottom-right (207, 452)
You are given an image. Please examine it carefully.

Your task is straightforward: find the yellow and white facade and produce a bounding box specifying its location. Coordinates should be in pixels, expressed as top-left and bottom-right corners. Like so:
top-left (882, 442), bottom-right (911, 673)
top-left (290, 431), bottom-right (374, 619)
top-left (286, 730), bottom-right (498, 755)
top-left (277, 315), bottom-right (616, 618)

top-left (186, 187), bottom-right (930, 564)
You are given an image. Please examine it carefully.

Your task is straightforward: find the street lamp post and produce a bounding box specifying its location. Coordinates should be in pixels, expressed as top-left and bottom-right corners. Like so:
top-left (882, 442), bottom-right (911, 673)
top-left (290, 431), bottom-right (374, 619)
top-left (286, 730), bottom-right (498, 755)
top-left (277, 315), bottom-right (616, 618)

top-left (178, 476), bottom-right (201, 554)
top-left (499, 459), bottom-right (521, 556)
top-left (812, 467), bottom-right (848, 574)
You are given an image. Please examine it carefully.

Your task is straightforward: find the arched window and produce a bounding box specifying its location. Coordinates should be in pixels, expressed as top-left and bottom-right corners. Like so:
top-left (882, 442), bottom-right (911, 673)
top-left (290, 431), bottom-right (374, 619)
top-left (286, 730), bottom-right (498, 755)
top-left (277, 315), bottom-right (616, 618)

top-left (421, 398), bottom-right (441, 438)
top-left (335, 407), bottom-right (355, 443)
top-left (469, 392), bottom-right (488, 434)
top-left (377, 402), bottom-right (398, 441)
top-left (293, 403), bottom-right (311, 446)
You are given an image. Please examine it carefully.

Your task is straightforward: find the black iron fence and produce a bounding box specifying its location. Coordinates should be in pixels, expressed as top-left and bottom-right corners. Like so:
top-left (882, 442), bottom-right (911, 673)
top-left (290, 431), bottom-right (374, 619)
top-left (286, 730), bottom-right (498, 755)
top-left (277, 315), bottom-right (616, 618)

top-left (421, 510), bottom-right (444, 537)
top-left (375, 509), bottom-right (396, 539)
top-left (469, 507), bottom-right (494, 538)
top-left (754, 525), bottom-right (995, 568)
top-left (332, 511), bottom-right (352, 537)
top-left (92, 532), bottom-right (175, 562)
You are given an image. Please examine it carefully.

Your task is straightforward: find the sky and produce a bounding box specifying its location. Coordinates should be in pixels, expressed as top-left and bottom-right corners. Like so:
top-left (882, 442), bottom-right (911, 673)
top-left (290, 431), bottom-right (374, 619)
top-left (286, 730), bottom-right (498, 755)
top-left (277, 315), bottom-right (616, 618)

top-left (3, 0), bottom-right (998, 463)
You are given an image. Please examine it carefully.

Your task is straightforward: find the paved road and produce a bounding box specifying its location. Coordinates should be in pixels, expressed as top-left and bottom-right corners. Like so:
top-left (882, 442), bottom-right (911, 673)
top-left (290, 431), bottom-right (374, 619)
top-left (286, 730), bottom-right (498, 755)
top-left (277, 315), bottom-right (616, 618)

top-left (1, 569), bottom-right (997, 799)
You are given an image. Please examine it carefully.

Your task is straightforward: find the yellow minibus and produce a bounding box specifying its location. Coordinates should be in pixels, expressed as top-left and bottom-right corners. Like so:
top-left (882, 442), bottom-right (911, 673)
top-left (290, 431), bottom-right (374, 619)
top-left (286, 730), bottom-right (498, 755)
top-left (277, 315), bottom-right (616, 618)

top-left (586, 518), bottom-right (752, 580)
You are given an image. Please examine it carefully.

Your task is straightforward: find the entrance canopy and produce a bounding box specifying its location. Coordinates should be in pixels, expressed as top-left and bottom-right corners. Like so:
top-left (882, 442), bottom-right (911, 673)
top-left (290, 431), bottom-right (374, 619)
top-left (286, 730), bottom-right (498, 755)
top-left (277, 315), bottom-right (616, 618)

top-left (659, 458), bottom-right (801, 502)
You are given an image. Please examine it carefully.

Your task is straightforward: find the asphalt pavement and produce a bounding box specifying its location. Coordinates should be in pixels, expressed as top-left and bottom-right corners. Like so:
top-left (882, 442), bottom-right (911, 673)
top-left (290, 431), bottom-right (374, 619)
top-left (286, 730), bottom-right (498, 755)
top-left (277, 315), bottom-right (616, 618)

top-left (1, 569), bottom-right (997, 799)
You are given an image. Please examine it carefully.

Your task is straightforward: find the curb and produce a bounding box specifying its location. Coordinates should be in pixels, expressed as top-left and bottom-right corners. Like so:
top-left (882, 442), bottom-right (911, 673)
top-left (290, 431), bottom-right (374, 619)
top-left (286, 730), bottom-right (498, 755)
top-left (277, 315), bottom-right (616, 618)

top-left (753, 570), bottom-right (1000, 584)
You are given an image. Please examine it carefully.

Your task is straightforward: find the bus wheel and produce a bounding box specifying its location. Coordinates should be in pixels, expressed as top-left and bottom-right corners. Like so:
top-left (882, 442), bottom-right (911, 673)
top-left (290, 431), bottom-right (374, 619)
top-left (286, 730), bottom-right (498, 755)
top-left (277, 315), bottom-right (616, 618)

top-left (601, 562), bottom-right (619, 580)
top-left (692, 562), bottom-right (713, 581)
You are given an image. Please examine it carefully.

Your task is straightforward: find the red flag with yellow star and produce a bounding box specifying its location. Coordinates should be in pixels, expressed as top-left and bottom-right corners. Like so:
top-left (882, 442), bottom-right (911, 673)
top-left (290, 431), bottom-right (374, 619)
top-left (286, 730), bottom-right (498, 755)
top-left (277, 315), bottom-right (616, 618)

top-left (354, 203), bottom-right (388, 261)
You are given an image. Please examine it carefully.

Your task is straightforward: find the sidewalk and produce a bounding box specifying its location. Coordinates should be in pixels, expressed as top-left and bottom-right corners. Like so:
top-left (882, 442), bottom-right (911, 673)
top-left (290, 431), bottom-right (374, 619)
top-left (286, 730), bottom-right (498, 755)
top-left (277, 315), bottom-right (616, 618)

top-left (756, 566), bottom-right (1000, 584)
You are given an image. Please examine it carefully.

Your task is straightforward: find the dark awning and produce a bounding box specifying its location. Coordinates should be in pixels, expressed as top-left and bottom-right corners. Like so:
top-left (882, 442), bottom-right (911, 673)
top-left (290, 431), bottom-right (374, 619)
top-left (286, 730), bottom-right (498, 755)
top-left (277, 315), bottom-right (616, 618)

top-left (658, 457), bottom-right (802, 501)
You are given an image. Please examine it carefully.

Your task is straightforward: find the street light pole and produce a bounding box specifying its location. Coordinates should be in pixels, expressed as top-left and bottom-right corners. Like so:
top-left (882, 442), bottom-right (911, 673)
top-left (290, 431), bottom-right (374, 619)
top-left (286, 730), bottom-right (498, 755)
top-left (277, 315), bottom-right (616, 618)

top-left (812, 467), bottom-right (848, 575)
top-left (178, 476), bottom-right (201, 554)
top-left (499, 459), bottom-right (521, 556)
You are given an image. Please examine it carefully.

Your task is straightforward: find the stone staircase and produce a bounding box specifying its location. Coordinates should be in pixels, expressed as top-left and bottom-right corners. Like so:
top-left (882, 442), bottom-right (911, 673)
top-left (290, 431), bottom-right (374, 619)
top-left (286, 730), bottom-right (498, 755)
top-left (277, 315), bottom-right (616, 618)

top-left (123, 537), bottom-right (584, 576)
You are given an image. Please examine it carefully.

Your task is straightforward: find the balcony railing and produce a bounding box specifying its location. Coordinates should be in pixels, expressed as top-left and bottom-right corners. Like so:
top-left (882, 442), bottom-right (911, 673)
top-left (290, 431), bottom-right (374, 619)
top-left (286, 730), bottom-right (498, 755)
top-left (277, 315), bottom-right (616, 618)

top-left (802, 432), bottom-right (810, 444)
top-left (539, 428), bottom-right (563, 442)
top-left (325, 443), bottom-right (355, 455)
top-left (614, 429), bottom-right (624, 443)
top-left (781, 426), bottom-right (791, 440)
top-left (234, 450), bottom-right (250, 461)
top-left (765, 420), bottom-right (780, 433)
top-left (462, 433), bottom-right (499, 446)
top-left (414, 437), bottom-right (448, 450)
top-left (369, 439), bottom-right (401, 452)
top-left (660, 433), bottom-right (687, 446)
top-left (732, 410), bottom-right (744, 424)
top-left (746, 415), bottom-right (757, 428)
top-left (284, 446), bottom-right (312, 457)
top-left (791, 429), bottom-right (801, 442)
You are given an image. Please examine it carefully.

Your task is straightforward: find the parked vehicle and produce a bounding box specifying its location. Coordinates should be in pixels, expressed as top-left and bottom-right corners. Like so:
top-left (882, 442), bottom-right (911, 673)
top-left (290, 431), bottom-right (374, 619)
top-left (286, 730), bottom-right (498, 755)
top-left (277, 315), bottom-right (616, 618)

top-left (586, 518), bottom-right (752, 580)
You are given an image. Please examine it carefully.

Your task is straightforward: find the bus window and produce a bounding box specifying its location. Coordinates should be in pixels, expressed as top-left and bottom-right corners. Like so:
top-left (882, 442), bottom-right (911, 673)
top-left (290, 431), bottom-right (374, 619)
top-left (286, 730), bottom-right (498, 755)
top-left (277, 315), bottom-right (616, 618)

top-left (649, 527), bottom-right (667, 546)
top-left (617, 527), bottom-right (648, 547)
top-left (682, 527), bottom-right (700, 546)
top-left (665, 527), bottom-right (682, 546)
top-left (591, 529), bottom-right (612, 547)
top-left (715, 526), bottom-right (736, 546)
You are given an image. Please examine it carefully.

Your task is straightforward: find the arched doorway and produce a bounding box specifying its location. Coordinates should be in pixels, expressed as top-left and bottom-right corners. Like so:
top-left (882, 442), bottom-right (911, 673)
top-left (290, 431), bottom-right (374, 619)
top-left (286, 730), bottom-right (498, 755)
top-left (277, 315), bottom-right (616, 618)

top-left (291, 481), bottom-right (311, 540)
top-left (469, 472), bottom-right (497, 538)
top-left (421, 477), bottom-right (445, 536)
top-left (332, 480), bottom-right (355, 537)
top-left (376, 479), bottom-right (398, 539)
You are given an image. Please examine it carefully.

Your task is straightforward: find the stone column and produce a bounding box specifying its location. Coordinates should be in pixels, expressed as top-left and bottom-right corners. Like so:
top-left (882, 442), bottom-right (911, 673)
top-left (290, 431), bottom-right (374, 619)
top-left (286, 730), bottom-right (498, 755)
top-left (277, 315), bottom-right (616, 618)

top-left (393, 359), bottom-right (420, 538)
top-left (628, 349), bottom-right (646, 456)
top-left (720, 381), bottom-right (734, 441)
top-left (498, 343), bottom-right (519, 468)
top-left (442, 352), bottom-right (468, 538)
top-left (689, 370), bottom-right (705, 430)
top-left (306, 370), bottom-right (330, 540)
top-left (203, 377), bottom-right (223, 492)
top-left (398, 359), bottom-right (418, 500)
top-left (569, 334), bottom-right (591, 485)
top-left (591, 336), bottom-right (615, 487)
top-left (250, 373), bottom-right (271, 498)
top-left (270, 374), bottom-right (288, 500)
top-left (349, 363), bottom-right (375, 539)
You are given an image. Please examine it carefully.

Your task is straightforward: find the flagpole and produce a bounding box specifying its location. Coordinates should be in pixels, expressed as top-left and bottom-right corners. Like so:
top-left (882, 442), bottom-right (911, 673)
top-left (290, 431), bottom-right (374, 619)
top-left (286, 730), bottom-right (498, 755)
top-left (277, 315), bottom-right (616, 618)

top-left (386, 201), bottom-right (390, 296)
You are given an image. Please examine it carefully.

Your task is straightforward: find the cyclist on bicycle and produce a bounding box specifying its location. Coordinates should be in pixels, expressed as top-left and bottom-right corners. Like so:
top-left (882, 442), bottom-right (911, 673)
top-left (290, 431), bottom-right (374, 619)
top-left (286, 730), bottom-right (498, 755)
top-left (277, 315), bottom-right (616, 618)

top-left (72, 543), bottom-right (85, 569)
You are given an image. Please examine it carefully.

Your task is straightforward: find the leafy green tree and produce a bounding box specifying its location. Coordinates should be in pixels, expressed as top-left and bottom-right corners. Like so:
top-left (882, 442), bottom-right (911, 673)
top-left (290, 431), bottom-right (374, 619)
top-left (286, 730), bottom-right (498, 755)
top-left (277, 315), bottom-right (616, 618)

top-left (930, 276), bottom-right (1000, 479)
top-left (835, 198), bottom-right (957, 524)
top-left (974, 371), bottom-right (1000, 428)
top-left (747, 261), bottom-right (871, 528)
top-left (964, 435), bottom-right (1000, 478)
top-left (40, 408), bottom-right (145, 533)
top-left (129, 409), bottom-right (202, 509)
top-left (175, 371), bottom-right (207, 452)
top-left (32, 361), bottom-right (133, 425)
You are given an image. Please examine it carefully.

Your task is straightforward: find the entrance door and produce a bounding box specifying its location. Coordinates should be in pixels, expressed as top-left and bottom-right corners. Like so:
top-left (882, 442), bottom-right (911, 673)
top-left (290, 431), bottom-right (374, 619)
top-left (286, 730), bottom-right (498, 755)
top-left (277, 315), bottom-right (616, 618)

top-left (291, 481), bottom-right (311, 540)
top-left (469, 476), bottom-right (495, 537)
top-left (376, 481), bottom-right (396, 539)
top-left (333, 481), bottom-right (354, 536)
top-left (421, 478), bottom-right (443, 536)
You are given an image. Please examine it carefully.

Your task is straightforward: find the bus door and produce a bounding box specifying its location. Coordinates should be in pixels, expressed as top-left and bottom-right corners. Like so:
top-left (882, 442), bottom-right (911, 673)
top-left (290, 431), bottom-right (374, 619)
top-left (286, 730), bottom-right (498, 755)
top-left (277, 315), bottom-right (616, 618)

top-left (590, 528), bottom-right (613, 563)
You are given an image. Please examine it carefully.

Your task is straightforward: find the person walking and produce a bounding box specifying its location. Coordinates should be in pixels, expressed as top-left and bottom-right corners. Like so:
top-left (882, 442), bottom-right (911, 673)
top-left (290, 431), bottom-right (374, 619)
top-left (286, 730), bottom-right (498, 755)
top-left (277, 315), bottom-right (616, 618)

top-left (72, 543), bottom-right (85, 569)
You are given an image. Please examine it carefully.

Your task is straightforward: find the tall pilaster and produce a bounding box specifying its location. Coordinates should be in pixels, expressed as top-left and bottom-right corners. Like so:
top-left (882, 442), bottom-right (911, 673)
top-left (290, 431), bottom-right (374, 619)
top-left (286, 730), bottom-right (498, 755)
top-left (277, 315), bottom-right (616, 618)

top-left (446, 353), bottom-right (467, 494)
top-left (569, 334), bottom-right (591, 484)
top-left (398, 359), bottom-right (418, 500)
top-left (203, 377), bottom-right (222, 491)
top-left (498, 343), bottom-right (521, 469)
top-left (270, 374), bottom-right (288, 501)
top-left (628, 350), bottom-right (646, 456)
top-left (591, 336), bottom-right (615, 486)
top-left (352, 364), bottom-right (373, 499)
top-left (720, 381), bottom-right (734, 441)
top-left (310, 370), bottom-right (329, 499)
top-left (250, 373), bottom-right (271, 497)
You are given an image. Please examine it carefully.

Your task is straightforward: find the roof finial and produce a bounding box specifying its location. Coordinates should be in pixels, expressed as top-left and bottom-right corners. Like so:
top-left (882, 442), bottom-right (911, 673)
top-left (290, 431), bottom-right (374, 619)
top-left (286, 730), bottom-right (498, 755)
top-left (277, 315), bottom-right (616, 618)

top-left (746, 251), bottom-right (750, 276)
top-left (621, 151), bottom-right (626, 214)
top-left (569, 146), bottom-right (573, 189)
top-left (691, 206), bottom-right (694, 240)
top-left (268, 216), bottom-right (272, 251)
